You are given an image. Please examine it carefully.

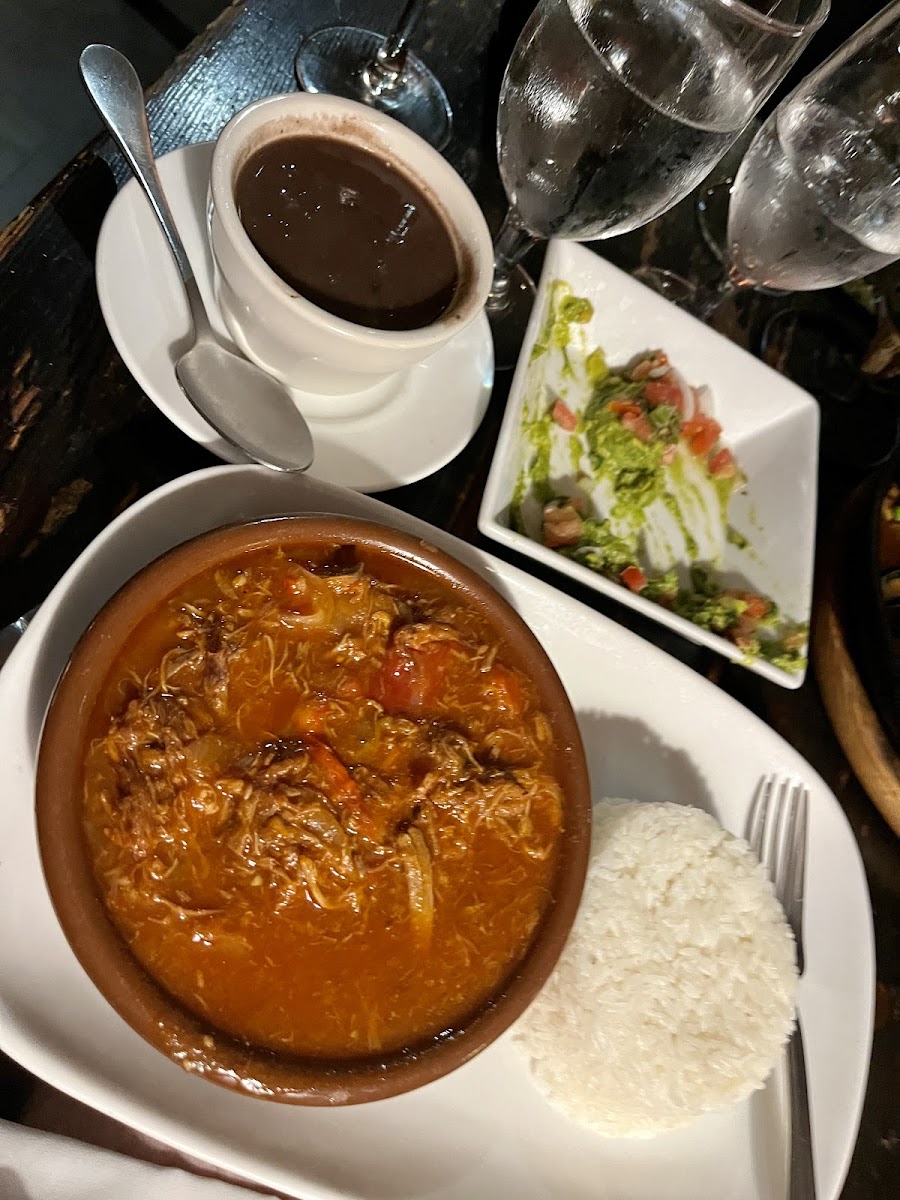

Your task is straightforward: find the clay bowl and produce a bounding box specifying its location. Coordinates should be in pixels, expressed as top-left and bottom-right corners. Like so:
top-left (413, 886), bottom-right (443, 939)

top-left (36, 515), bottom-right (591, 1105)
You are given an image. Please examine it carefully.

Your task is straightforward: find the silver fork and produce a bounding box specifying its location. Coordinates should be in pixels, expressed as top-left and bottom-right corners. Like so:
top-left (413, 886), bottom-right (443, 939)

top-left (747, 777), bottom-right (816, 1200)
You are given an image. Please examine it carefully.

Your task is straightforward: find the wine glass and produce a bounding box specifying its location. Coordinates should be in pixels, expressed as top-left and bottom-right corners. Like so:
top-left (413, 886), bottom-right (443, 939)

top-left (486, 0), bottom-right (830, 365)
top-left (648, 0), bottom-right (900, 319)
top-left (295, 0), bottom-right (452, 150)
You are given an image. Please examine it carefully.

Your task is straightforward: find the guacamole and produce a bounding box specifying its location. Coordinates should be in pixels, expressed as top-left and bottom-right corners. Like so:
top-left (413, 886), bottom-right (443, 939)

top-left (508, 280), bottom-right (806, 675)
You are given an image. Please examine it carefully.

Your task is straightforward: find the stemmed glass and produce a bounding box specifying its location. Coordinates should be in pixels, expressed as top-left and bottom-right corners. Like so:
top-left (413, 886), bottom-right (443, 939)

top-left (295, 0), bottom-right (452, 150)
top-left (486, 0), bottom-right (830, 364)
top-left (676, 0), bottom-right (900, 318)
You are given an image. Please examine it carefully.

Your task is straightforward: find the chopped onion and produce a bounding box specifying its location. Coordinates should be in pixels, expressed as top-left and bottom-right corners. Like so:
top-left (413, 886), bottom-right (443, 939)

top-left (667, 367), bottom-right (698, 420)
top-left (692, 384), bottom-right (712, 417)
top-left (298, 855), bottom-right (347, 910)
top-left (399, 828), bottom-right (434, 947)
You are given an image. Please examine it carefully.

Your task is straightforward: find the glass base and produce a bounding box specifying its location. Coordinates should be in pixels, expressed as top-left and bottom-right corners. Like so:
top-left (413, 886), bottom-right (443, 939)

top-left (295, 26), bottom-right (452, 151)
top-left (633, 265), bottom-right (700, 308)
top-left (486, 265), bottom-right (537, 372)
top-left (634, 264), bottom-right (764, 322)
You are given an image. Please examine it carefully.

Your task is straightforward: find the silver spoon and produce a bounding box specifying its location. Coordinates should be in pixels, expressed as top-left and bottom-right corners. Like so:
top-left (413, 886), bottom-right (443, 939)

top-left (80, 44), bottom-right (315, 474)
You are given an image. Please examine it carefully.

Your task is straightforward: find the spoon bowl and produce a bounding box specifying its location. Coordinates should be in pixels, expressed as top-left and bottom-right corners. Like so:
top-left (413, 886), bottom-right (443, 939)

top-left (174, 334), bottom-right (315, 472)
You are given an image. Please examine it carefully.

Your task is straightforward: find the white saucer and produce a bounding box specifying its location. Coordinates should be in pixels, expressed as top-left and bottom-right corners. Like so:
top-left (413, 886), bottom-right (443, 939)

top-left (95, 142), bottom-right (494, 493)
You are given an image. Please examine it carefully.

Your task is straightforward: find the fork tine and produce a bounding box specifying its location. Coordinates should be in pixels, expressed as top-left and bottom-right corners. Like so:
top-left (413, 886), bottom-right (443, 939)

top-left (781, 785), bottom-right (808, 976)
top-left (747, 776), bottom-right (773, 865)
top-left (770, 778), bottom-right (791, 902)
top-left (796, 788), bottom-right (808, 944)
top-left (781, 785), bottom-right (801, 916)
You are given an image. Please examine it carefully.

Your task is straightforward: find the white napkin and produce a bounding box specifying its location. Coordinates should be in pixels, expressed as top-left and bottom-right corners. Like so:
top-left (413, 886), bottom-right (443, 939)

top-left (0, 1118), bottom-right (278, 1200)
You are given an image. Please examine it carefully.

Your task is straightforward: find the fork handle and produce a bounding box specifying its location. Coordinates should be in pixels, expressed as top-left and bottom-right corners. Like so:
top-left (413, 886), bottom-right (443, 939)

top-left (788, 1017), bottom-right (817, 1199)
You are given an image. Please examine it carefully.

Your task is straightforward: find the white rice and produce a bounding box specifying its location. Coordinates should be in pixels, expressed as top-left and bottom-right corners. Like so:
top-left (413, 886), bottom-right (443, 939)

top-left (513, 800), bottom-right (798, 1137)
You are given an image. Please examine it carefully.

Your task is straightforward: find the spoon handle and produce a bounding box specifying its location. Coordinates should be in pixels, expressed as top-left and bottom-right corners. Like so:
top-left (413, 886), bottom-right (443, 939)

top-left (80, 44), bottom-right (194, 285)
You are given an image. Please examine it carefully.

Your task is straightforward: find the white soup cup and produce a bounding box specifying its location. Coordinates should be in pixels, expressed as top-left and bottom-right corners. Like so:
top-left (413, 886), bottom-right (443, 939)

top-left (209, 92), bottom-right (493, 404)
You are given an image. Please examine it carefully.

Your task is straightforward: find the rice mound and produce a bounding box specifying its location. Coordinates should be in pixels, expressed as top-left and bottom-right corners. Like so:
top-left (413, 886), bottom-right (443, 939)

top-left (513, 800), bottom-right (798, 1137)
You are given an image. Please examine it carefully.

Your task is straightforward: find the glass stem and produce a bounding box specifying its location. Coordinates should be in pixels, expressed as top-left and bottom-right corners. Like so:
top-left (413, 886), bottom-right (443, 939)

top-left (693, 265), bottom-right (756, 321)
top-left (486, 208), bottom-right (539, 316)
top-left (363, 0), bottom-right (424, 96)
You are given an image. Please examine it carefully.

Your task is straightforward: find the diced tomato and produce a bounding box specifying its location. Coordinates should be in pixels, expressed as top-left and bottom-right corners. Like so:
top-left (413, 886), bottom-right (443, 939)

top-left (334, 674), bottom-right (364, 700)
top-left (621, 565), bottom-right (647, 592)
top-left (376, 646), bottom-right (418, 711)
top-left (744, 595), bottom-right (772, 622)
top-left (281, 574), bottom-right (316, 614)
top-left (643, 376), bottom-right (683, 408)
top-left (709, 448), bottom-right (736, 478)
top-left (484, 664), bottom-right (527, 717)
top-left (621, 411), bottom-right (655, 443)
top-left (724, 589), bottom-right (772, 623)
top-left (609, 399), bottom-right (642, 418)
top-left (283, 574), bottom-right (306, 597)
top-left (374, 639), bottom-right (462, 715)
top-left (691, 425), bottom-right (720, 456)
top-left (681, 415), bottom-right (721, 457)
top-left (681, 416), bottom-right (712, 439)
top-left (292, 697), bottom-right (333, 735)
top-left (306, 737), bottom-right (381, 840)
top-left (551, 398), bottom-right (577, 431)
top-left (306, 738), bottom-right (358, 802)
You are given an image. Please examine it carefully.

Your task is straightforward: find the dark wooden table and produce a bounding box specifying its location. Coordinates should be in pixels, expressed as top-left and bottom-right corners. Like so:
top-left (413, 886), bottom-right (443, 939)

top-left (0, 1), bottom-right (898, 1196)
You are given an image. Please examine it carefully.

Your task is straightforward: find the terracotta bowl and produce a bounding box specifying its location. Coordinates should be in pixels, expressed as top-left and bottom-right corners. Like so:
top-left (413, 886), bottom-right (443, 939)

top-left (36, 516), bottom-right (591, 1105)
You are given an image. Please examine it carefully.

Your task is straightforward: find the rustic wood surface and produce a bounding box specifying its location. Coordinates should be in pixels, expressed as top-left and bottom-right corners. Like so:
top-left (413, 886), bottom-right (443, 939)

top-left (0, 0), bottom-right (898, 1195)
top-left (813, 485), bottom-right (900, 838)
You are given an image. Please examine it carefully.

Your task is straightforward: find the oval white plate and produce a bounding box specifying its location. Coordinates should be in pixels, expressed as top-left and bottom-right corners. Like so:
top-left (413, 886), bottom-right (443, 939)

top-left (95, 142), bottom-right (494, 493)
top-left (0, 465), bottom-right (872, 1200)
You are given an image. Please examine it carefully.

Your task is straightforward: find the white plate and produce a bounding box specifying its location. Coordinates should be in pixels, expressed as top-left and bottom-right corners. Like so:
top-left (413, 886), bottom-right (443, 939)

top-left (95, 142), bottom-right (494, 493)
top-left (479, 240), bottom-right (819, 688)
top-left (0, 466), bottom-right (871, 1200)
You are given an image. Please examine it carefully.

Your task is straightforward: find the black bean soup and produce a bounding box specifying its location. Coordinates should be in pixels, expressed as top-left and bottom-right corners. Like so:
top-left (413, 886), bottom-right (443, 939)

top-left (235, 134), bottom-right (461, 331)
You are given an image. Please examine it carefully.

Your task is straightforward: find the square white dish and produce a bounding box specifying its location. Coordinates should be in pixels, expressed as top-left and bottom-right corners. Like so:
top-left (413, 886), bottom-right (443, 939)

top-left (0, 465), bottom-right (870, 1200)
top-left (479, 240), bottom-right (820, 689)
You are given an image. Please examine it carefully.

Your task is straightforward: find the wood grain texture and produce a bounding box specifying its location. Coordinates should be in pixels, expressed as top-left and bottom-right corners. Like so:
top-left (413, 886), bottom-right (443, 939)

top-left (0, 1), bottom-right (897, 1195)
top-left (814, 490), bottom-right (900, 835)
